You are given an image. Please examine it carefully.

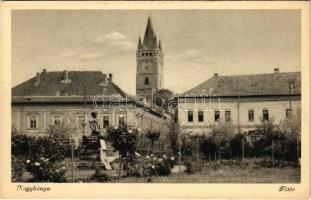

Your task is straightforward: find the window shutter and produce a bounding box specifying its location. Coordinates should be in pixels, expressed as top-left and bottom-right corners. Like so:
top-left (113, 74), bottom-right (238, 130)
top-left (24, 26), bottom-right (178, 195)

top-left (26, 115), bottom-right (30, 128)
top-left (36, 115), bottom-right (39, 128)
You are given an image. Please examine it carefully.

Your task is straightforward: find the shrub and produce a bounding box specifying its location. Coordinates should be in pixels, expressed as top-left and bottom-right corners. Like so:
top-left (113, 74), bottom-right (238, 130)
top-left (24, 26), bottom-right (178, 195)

top-left (92, 169), bottom-right (111, 182)
top-left (125, 154), bottom-right (175, 177)
top-left (277, 137), bottom-right (299, 162)
top-left (184, 160), bottom-right (203, 174)
top-left (11, 155), bottom-right (26, 181)
top-left (254, 158), bottom-right (297, 168)
top-left (11, 133), bottom-right (35, 157)
top-left (11, 124), bottom-right (73, 162)
top-left (146, 129), bottom-right (161, 153)
top-left (200, 137), bottom-right (217, 160)
top-left (229, 133), bottom-right (251, 159)
top-left (107, 125), bottom-right (138, 158)
top-left (25, 157), bottom-right (67, 182)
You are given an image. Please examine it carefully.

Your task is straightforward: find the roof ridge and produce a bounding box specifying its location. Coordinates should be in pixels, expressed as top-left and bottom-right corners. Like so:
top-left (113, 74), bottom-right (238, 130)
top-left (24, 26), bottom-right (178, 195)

top-left (214, 71), bottom-right (301, 78)
top-left (181, 71), bottom-right (301, 95)
top-left (43, 70), bottom-right (104, 73)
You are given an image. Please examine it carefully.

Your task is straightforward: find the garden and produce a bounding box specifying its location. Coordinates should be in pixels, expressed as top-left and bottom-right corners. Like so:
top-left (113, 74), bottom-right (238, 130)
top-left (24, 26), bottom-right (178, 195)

top-left (11, 111), bottom-right (301, 183)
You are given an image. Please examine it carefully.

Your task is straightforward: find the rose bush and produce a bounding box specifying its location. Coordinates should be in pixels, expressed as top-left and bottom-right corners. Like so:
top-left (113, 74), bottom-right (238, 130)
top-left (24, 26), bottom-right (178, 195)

top-left (125, 154), bottom-right (175, 177)
top-left (25, 157), bottom-right (67, 182)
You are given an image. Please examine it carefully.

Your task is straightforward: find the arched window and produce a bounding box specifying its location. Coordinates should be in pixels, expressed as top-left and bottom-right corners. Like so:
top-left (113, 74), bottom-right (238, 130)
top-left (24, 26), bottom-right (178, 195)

top-left (144, 77), bottom-right (149, 86)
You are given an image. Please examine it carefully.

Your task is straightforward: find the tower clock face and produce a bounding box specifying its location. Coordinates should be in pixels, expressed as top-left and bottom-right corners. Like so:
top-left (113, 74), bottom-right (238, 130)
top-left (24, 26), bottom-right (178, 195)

top-left (143, 61), bottom-right (151, 71)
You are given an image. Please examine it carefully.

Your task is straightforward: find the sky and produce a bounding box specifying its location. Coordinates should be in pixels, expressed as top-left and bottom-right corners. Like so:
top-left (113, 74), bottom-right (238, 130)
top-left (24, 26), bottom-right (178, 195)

top-left (12, 10), bottom-right (301, 95)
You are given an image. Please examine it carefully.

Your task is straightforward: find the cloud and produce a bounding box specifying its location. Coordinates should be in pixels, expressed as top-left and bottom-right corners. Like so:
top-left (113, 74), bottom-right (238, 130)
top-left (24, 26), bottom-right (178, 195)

top-left (79, 52), bottom-right (102, 60)
top-left (93, 32), bottom-right (135, 51)
top-left (172, 49), bottom-right (210, 64)
top-left (94, 32), bottom-right (126, 42)
top-left (62, 51), bottom-right (76, 57)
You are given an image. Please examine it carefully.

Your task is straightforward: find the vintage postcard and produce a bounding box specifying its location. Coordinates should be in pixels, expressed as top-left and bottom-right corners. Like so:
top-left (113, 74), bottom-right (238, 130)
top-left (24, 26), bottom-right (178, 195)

top-left (0, 1), bottom-right (310, 199)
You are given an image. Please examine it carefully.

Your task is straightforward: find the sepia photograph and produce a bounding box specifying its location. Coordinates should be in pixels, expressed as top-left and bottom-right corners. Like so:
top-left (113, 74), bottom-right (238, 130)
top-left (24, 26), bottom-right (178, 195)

top-left (10, 9), bottom-right (302, 183)
top-left (0, 1), bottom-right (310, 198)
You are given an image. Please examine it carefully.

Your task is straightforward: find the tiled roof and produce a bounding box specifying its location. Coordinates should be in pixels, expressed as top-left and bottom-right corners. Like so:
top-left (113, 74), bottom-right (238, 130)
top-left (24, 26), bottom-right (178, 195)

top-left (183, 71), bottom-right (301, 97)
top-left (12, 71), bottom-right (127, 98)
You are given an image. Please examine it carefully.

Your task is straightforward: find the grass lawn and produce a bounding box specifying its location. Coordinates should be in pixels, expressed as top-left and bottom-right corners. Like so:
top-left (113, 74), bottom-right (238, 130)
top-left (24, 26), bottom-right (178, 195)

top-left (112, 166), bottom-right (300, 183)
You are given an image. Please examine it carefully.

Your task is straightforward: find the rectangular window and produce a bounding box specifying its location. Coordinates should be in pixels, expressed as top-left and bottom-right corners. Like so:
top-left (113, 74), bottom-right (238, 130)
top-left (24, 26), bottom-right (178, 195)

top-left (30, 115), bottom-right (37, 129)
top-left (78, 116), bottom-right (84, 129)
top-left (263, 109), bottom-right (269, 121)
top-left (214, 111), bottom-right (220, 122)
top-left (248, 110), bottom-right (254, 122)
top-left (225, 110), bottom-right (231, 122)
top-left (103, 116), bottom-right (110, 128)
top-left (286, 109), bottom-right (292, 118)
top-left (54, 115), bottom-right (61, 126)
top-left (118, 115), bottom-right (125, 126)
top-left (198, 111), bottom-right (204, 122)
top-left (188, 111), bottom-right (193, 122)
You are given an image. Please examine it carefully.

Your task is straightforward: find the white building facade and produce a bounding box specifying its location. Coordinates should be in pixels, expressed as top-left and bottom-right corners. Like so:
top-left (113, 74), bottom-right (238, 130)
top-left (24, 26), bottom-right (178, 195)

top-left (178, 69), bottom-right (301, 135)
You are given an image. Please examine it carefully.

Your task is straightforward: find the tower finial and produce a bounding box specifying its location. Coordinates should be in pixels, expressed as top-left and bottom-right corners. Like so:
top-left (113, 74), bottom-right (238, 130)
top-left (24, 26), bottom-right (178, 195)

top-left (158, 40), bottom-right (162, 50)
top-left (138, 36), bottom-right (143, 50)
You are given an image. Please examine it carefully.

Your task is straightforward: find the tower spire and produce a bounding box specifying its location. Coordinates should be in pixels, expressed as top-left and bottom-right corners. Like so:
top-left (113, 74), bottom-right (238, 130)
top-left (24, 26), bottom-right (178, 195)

top-left (143, 16), bottom-right (157, 49)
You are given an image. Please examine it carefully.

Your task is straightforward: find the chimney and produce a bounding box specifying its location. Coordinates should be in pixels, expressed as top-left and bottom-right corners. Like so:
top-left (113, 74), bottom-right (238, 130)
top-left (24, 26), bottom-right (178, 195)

top-left (60, 70), bottom-right (71, 84)
top-left (274, 68), bottom-right (279, 73)
top-left (108, 73), bottom-right (113, 81)
top-left (42, 69), bottom-right (47, 74)
top-left (63, 70), bottom-right (69, 80)
top-left (34, 72), bottom-right (40, 86)
top-left (214, 73), bottom-right (218, 77)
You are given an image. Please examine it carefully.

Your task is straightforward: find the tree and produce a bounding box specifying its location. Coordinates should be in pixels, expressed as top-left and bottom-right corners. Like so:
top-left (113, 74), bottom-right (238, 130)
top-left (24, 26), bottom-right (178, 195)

top-left (168, 113), bottom-right (180, 156)
top-left (152, 89), bottom-right (175, 110)
top-left (200, 136), bottom-right (217, 160)
top-left (209, 120), bottom-right (236, 161)
top-left (107, 125), bottom-right (138, 171)
top-left (279, 108), bottom-right (301, 162)
top-left (146, 129), bottom-right (160, 153)
top-left (229, 133), bottom-right (248, 159)
top-left (254, 118), bottom-right (286, 164)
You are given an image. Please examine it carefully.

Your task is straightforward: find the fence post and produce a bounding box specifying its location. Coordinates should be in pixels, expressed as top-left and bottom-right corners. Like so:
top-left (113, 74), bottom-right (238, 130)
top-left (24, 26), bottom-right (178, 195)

top-left (297, 135), bottom-right (300, 165)
top-left (179, 138), bottom-right (182, 173)
top-left (242, 136), bottom-right (245, 161)
top-left (272, 139), bottom-right (275, 167)
top-left (70, 132), bottom-right (74, 183)
top-left (119, 153), bottom-right (122, 178)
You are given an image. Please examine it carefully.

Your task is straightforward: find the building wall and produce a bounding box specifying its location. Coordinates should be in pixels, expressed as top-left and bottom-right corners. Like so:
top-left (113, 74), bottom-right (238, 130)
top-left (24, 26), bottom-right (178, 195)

top-left (177, 97), bottom-right (300, 135)
top-left (12, 102), bottom-right (167, 144)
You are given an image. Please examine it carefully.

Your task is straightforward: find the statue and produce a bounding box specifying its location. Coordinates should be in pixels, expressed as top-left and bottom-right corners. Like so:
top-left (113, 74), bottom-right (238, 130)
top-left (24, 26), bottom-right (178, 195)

top-left (89, 111), bottom-right (100, 136)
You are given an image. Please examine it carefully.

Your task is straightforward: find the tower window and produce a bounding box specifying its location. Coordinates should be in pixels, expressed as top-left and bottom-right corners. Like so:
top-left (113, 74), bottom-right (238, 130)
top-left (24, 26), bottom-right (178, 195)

top-left (142, 53), bottom-right (144, 56)
top-left (144, 77), bottom-right (149, 86)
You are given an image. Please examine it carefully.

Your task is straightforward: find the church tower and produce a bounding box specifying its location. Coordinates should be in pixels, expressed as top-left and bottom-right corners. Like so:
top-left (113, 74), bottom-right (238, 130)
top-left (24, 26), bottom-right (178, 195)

top-left (136, 17), bottom-right (163, 102)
